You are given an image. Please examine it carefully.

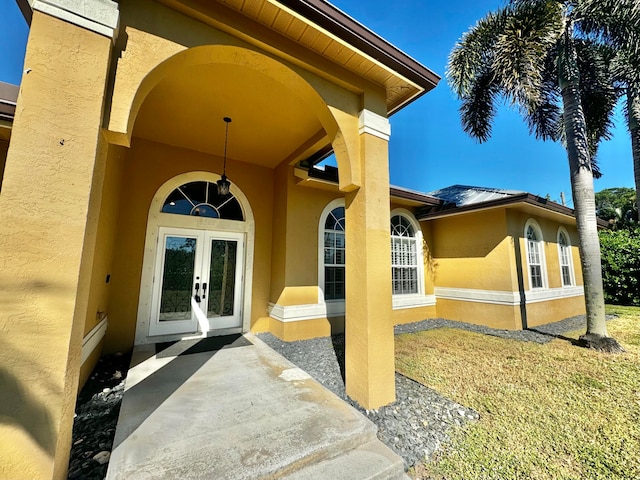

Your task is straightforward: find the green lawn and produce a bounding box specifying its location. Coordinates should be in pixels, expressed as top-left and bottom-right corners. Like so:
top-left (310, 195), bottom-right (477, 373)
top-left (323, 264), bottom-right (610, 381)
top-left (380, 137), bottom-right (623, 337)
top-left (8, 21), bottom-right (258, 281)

top-left (397, 306), bottom-right (640, 480)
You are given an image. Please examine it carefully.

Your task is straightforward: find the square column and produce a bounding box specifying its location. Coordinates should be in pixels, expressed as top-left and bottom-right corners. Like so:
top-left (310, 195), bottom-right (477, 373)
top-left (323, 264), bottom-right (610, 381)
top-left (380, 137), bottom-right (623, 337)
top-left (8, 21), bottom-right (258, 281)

top-left (0, 5), bottom-right (117, 479)
top-left (344, 110), bottom-right (395, 409)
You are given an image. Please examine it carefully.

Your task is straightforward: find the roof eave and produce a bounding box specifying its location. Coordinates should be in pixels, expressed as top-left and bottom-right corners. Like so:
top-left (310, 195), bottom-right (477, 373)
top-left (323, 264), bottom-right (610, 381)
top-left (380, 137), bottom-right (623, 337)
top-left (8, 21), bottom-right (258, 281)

top-left (417, 193), bottom-right (582, 222)
top-left (276, 0), bottom-right (440, 94)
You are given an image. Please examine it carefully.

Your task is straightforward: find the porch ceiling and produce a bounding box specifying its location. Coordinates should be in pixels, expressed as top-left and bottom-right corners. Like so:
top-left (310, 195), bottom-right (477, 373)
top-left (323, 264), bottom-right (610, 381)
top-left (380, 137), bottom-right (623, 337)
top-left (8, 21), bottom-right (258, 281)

top-left (132, 63), bottom-right (324, 168)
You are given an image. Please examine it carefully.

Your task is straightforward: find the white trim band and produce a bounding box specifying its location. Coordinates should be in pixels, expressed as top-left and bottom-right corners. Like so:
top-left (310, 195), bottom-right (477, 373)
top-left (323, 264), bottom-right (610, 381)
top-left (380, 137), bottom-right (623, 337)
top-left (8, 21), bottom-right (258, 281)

top-left (435, 286), bottom-right (584, 306)
top-left (268, 295), bottom-right (435, 322)
top-left (32, 0), bottom-right (119, 39)
top-left (81, 316), bottom-right (108, 365)
top-left (392, 294), bottom-right (436, 309)
top-left (525, 286), bottom-right (584, 303)
top-left (358, 109), bottom-right (391, 141)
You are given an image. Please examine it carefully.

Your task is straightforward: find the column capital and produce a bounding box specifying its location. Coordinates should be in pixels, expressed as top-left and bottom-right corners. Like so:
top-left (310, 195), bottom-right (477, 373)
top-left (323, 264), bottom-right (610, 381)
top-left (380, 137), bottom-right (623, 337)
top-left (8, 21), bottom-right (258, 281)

top-left (30, 0), bottom-right (119, 40)
top-left (358, 109), bottom-right (391, 141)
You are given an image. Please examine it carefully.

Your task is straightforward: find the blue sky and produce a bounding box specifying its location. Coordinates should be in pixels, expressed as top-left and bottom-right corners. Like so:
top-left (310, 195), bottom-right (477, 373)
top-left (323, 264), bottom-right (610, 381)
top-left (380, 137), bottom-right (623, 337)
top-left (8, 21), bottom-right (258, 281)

top-left (0, 0), bottom-right (635, 205)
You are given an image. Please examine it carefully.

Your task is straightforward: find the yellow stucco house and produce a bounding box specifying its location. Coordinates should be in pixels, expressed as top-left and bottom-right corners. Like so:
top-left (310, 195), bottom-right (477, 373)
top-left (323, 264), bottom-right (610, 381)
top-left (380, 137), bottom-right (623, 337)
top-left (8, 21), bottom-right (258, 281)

top-left (0, 0), bottom-right (588, 478)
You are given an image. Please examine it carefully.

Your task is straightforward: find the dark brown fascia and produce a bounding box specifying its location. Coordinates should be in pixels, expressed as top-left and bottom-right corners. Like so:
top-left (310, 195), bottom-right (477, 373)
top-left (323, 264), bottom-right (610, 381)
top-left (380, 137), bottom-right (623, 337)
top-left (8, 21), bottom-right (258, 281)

top-left (389, 186), bottom-right (442, 206)
top-left (417, 192), bottom-right (576, 220)
top-left (277, 0), bottom-right (441, 94)
top-left (306, 165), bottom-right (442, 206)
top-left (0, 82), bottom-right (19, 122)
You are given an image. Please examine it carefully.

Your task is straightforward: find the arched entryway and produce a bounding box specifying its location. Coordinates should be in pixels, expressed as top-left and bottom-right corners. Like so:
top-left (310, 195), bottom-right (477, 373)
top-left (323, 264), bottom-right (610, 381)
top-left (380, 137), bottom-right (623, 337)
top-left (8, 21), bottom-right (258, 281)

top-left (135, 171), bottom-right (255, 345)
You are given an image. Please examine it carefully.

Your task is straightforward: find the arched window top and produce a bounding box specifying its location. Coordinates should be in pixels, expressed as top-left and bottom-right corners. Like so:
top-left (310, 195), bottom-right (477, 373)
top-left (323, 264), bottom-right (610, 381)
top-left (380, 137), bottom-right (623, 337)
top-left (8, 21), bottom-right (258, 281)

top-left (526, 225), bottom-right (538, 241)
top-left (325, 206), bottom-right (345, 231)
top-left (391, 215), bottom-right (416, 237)
top-left (162, 181), bottom-right (244, 221)
top-left (558, 230), bottom-right (568, 246)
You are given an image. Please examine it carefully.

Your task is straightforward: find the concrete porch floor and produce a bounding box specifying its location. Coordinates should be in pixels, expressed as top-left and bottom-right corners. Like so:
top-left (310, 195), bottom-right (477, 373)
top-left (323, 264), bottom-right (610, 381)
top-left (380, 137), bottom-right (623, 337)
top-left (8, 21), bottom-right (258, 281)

top-left (105, 333), bottom-right (407, 479)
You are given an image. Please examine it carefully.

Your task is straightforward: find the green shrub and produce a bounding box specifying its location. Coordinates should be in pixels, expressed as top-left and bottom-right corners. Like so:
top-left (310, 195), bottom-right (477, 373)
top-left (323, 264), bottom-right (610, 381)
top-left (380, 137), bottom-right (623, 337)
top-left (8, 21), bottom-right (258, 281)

top-left (599, 227), bottom-right (640, 306)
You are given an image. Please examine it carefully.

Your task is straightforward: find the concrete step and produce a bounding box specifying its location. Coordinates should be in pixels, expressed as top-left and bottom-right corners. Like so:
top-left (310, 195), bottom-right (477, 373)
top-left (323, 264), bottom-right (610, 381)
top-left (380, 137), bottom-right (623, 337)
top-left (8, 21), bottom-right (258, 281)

top-left (280, 440), bottom-right (409, 480)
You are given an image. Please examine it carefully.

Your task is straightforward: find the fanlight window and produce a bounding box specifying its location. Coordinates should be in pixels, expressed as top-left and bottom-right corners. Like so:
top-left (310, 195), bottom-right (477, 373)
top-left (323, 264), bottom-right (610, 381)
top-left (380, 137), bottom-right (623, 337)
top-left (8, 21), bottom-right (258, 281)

top-left (390, 215), bottom-right (418, 295)
top-left (323, 207), bottom-right (346, 300)
top-left (162, 181), bottom-right (244, 220)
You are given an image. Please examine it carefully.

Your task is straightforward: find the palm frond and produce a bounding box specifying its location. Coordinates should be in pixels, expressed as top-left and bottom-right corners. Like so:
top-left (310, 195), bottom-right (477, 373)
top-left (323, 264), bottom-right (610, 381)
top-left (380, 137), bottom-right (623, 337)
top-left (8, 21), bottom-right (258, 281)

top-left (447, 9), bottom-right (509, 97)
top-left (575, 40), bottom-right (619, 167)
top-left (493, 0), bottom-right (564, 108)
top-left (459, 68), bottom-right (500, 142)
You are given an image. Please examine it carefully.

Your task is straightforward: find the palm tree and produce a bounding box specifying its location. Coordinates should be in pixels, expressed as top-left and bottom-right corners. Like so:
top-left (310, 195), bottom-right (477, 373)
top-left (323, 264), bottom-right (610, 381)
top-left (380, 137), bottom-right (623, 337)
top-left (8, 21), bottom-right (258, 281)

top-left (581, 0), bottom-right (640, 217)
top-left (448, 0), bottom-right (639, 352)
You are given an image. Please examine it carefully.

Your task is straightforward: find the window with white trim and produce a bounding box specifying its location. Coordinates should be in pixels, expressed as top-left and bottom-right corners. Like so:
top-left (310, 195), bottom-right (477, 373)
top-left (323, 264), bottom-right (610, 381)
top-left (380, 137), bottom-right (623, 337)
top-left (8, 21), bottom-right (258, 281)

top-left (526, 223), bottom-right (545, 289)
top-left (323, 206), bottom-right (345, 300)
top-left (558, 230), bottom-right (573, 286)
top-left (390, 215), bottom-right (419, 295)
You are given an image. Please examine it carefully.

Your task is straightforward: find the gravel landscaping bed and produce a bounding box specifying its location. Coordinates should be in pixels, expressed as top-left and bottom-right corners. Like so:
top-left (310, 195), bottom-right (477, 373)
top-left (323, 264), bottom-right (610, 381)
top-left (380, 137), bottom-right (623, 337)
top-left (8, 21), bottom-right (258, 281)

top-left (68, 314), bottom-right (608, 478)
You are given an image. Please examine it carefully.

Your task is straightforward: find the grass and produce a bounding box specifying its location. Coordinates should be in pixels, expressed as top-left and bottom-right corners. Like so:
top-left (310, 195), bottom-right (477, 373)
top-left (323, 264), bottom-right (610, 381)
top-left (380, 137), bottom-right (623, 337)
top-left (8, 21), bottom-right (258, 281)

top-left (397, 306), bottom-right (640, 480)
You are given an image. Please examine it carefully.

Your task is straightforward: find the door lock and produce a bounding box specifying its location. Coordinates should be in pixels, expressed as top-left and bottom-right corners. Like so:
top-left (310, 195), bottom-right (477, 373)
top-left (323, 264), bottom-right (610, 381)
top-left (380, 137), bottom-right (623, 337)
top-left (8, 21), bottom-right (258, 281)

top-left (194, 280), bottom-right (201, 303)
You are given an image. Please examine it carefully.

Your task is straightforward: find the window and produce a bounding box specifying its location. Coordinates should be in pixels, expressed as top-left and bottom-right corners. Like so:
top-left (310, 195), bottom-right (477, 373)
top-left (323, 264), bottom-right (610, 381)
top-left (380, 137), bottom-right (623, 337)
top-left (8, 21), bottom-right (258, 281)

top-left (525, 221), bottom-right (546, 289)
top-left (558, 229), bottom-right (574, 286)
top-left (323, 206), bottom-right (345, 300)
top-left (162, 181), bottom-right (244, 220)
top-left (390, 215), bottom-right (419, 295)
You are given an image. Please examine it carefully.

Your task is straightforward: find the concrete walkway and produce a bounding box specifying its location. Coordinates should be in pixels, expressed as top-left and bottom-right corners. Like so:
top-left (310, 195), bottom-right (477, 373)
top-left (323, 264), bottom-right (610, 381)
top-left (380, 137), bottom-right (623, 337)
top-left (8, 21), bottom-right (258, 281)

top-left (105, 334), bottom-right (407, 479)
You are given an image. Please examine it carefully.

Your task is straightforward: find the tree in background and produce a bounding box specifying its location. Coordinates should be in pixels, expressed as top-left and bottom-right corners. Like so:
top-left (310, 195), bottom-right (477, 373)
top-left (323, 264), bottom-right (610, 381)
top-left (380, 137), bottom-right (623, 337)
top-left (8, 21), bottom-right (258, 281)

top-left (584, 0), bottom-right (640, 223)
top-left (595, 187), bottom-right (638, 229)
top-left (447, 0), bottom-right (639, 352)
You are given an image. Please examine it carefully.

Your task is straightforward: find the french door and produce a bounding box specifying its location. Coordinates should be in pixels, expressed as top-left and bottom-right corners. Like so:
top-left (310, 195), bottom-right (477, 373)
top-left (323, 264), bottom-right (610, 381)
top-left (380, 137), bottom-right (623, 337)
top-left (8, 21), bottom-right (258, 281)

top-left (149, 227), bottom-right (244, 336)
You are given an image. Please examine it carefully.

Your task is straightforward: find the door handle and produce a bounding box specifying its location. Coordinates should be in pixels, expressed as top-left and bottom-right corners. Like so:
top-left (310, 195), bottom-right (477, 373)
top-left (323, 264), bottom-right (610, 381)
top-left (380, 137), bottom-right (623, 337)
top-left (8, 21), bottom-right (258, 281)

top-left (194, 282), bottom-right (201, 303)
top-left (202, 282), bottom-right (207, 299)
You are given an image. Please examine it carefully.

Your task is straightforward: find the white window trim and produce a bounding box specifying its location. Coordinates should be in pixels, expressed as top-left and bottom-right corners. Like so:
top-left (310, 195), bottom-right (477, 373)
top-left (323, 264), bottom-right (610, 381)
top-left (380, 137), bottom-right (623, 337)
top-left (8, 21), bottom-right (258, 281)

top-left (557, 226), bottom-right (576, 287)
top-left (390, 208), bottom-right (426, 299)
top-left (524, 219), bottom-right (548, 290)
top-left (318, 198), bottom-right (346, 304)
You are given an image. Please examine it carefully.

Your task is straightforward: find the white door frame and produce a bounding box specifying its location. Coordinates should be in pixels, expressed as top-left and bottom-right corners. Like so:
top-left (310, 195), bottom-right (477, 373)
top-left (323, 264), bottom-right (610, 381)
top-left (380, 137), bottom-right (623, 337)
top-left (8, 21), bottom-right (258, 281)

top-left (135, 171), bottom-right (255, 345)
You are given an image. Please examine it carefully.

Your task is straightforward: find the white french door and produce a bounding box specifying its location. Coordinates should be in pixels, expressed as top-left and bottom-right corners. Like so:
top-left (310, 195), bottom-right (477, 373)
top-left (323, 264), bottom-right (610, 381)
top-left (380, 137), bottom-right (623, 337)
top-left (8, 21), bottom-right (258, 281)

top-left (149, 227), bottom-right (244, 337)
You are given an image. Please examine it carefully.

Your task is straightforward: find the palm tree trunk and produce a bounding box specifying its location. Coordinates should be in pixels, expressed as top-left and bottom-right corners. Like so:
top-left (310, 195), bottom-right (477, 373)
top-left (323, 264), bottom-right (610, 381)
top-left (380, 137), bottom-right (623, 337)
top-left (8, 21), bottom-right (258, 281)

top-left (629, 91), bottom-right (640, 217)
top-left (560, 80), bottom-right (610, 337)
top-left (558, 34), bottom-right (623, 352)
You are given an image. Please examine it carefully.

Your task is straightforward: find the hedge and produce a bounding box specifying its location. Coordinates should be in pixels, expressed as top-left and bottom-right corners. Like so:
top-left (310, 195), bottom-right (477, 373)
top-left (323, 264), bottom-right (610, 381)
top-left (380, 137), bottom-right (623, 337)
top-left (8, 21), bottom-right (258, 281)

top-left (599, 227), bottom-right (640, 306)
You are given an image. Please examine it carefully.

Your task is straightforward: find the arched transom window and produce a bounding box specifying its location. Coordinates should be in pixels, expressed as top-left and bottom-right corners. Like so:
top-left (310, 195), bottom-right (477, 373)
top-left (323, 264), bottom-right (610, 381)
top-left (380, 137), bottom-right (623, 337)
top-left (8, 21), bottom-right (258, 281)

top-left (162, 181), bottom-right (244, 220)
top-left (558, 230), bottom-right (573, 286)
top-left (390, 215), bottom-right (418, 295)
top-left (526, 223), bottom-right (545, 289)
top-left (323, 206), bottom-right (345, 300)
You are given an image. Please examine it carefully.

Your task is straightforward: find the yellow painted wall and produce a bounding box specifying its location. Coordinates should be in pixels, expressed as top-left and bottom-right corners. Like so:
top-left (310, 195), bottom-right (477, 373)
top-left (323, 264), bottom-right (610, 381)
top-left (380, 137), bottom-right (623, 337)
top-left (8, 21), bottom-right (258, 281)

top-left (0, 12), bottom-right (113, 480)
top-left (104, 138), bottom-right (274, 353)
top-left (437, 299), bottom-right (522, 330)
top-left (392, 305), bottom-right (437, 325)
top-left (431, 209), bottom-right (516, 291)
top-left (270, 163), bottom-right (343, 306)
top-left (526, 295), bottom-right (586, 328)
top-left (78, 143), bottom-right (126, 387)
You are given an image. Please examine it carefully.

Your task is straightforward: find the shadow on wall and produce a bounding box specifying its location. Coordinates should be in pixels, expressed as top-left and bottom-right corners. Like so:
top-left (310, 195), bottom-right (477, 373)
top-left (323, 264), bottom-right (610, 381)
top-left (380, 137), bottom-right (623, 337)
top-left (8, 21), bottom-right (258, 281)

top-left (0, 365), bottom-right (57, 456)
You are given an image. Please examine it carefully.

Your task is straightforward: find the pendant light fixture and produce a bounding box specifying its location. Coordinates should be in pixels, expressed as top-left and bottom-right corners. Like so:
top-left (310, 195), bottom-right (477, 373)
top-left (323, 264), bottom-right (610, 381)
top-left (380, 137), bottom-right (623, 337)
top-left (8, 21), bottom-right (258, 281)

top-left (217, 116), bottom-right (232, 196)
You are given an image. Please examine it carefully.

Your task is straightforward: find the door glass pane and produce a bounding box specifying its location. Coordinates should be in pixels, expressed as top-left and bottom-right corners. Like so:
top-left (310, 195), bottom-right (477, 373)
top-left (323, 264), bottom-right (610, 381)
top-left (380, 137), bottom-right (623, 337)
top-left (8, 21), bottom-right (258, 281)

top-left (159, 236), bottom-right (197, 322)
top-left (208, 240), bottom-right (238, 317)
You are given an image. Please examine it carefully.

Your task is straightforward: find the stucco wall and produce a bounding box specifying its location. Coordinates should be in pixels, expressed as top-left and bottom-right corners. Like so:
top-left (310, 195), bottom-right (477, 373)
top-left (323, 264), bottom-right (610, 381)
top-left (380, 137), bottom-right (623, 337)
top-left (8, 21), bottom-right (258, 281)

top-left (431, 209), bottom-right (515, 291)
top-left (78, 143), bottom-right (126, 387)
